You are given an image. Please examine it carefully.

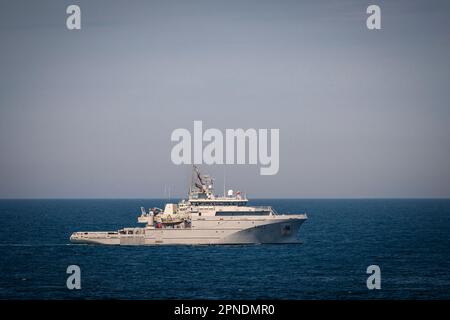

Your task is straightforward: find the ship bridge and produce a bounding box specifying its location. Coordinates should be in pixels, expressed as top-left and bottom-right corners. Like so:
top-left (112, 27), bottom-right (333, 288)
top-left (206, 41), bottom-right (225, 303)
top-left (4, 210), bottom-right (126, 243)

top-left (188, 196), bottom-right (248, 207)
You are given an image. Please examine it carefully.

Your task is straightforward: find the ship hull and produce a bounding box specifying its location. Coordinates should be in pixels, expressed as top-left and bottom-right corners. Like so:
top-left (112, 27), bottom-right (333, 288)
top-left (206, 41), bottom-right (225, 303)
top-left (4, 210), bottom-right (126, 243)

top-left (70, 215), bottom-right (307, 246)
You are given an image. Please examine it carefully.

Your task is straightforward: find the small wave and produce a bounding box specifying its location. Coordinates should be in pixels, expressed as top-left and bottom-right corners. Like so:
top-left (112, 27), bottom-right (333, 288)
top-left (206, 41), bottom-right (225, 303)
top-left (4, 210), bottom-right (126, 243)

top-left (0, 243), bottom-right (71, 247)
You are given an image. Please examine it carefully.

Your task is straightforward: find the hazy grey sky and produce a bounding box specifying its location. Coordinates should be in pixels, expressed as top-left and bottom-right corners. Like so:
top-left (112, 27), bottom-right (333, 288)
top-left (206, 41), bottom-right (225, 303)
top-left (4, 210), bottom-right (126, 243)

top-left (0, 0), bottom-right (449, 198)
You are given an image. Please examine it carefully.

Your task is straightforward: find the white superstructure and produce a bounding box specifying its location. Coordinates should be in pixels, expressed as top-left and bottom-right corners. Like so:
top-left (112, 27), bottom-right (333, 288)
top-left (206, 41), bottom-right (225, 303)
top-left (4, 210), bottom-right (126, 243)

top-left (70, 166), bottom-right (307, 245)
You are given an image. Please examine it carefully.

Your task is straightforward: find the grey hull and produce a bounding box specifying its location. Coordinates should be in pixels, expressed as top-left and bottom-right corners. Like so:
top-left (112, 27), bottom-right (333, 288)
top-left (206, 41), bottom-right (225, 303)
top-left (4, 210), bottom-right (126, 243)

top-left (70, 216), bottom-right (307, 246)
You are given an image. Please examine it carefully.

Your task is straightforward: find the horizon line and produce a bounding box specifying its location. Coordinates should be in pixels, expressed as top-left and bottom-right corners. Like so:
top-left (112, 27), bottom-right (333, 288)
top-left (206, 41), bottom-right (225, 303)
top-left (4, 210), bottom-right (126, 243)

top-left (0, 197), bottom-right (449, 200)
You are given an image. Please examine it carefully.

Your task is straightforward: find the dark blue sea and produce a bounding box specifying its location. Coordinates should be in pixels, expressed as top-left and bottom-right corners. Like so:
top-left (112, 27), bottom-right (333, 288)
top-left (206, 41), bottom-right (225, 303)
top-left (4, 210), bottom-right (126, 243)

top-left (0, 199), bottom-right (449, 299)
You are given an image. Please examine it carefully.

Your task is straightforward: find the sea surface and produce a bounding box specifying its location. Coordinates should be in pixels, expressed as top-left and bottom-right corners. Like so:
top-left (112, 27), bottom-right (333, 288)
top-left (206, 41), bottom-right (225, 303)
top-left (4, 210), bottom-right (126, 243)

top-left (0, 199), bottom-right (449, 300)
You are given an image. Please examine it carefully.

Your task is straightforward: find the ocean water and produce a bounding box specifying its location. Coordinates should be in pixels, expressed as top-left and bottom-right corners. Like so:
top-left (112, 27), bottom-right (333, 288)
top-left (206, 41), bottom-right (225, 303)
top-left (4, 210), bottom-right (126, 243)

top-left (0, 199), bottom-right (449, 300)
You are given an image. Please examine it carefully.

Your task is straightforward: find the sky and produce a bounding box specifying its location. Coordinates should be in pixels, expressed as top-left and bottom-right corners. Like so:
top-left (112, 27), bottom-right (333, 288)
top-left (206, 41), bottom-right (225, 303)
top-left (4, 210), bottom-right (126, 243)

top-left (0, 0), bottom-right (449, 198)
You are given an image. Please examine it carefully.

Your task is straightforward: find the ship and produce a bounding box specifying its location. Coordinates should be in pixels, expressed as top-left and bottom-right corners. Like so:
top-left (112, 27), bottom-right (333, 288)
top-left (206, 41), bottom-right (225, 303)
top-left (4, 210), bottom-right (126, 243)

top-left (70, 166), bottom-right (307, 245)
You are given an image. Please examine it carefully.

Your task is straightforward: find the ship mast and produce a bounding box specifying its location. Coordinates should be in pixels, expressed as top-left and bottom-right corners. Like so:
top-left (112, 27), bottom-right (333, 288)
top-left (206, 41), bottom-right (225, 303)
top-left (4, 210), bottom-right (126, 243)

top-left (191, 165), bottom-right (214, 199)
top-left (223, 166), bottom-right (226, 197)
